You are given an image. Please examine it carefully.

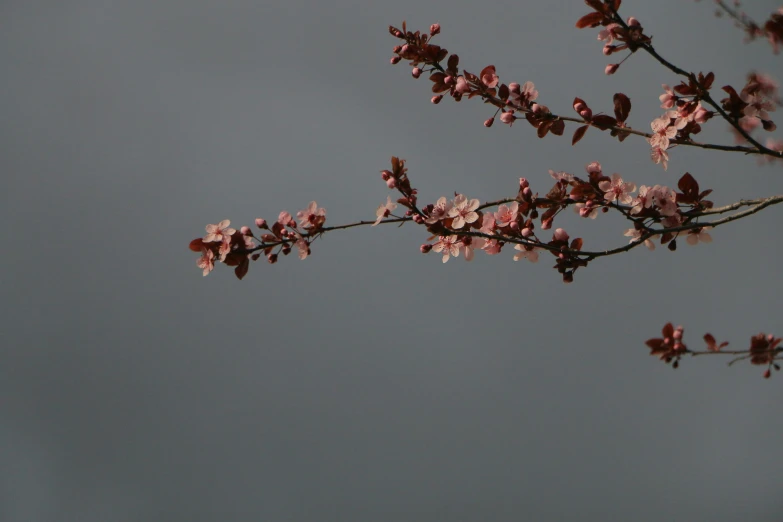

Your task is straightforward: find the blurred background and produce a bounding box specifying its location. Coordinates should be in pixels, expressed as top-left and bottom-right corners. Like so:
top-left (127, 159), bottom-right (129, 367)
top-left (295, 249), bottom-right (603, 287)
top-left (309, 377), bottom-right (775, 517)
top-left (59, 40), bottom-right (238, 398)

top-left (2, 0), bottom-right (782, 520)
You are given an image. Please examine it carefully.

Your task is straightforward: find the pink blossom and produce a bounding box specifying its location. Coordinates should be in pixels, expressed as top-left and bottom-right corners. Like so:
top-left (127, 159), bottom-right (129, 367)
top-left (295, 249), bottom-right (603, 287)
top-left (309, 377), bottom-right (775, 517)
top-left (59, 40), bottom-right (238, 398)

top-left (686, 227), bottom-right (713, 246)
top-left (549, 170), bottom-right (574, 183)
top-left (574, 201), bottom-right (599, 219)
top-left (520, 81), bottom-right (538, 103)
top-left (447, 194), bottom-right (480, 228)
top-left (648, 114), bottom-right (677, 150)
top-left (500, 111), bottom-right (516, 125)
top-left (432, 235), bottom-right (461, 263)
top-left (659, 84), bottom-right (676, 109)
top-left (585, 162), bottom-right (602, 176)
top-left (742, 93), bottom-right (775, 120)
top-left (277, 211), bottom-right (294, 226)
top-left (661, 212), bottom-right (682, 229)
top-left (599, 173), bottom-right (637, 204)
top-left (605, 64), bottom-right (619, 75)
top-left (481, 238), bottom-right (502, 255)
top-left (494, 201), bottom-right (519, 227)
top-left (424, 196), bottom-right (453, 224)
top-left (203, 219), bottom-right (236, 243)
top-left (624, 228), bottom-right (655, 251)
top-left (481, 66), bottom-right (499, 88)
top-left (454, 76), bottom-right (470, 94)
top-left (513, 244), bottom-right (541, 263)
top-left (429, 23), bottom-right (441, 36)
top-left (197, 248), bottom-right (215, 276)
top-left (597, 23), bottom-right (621, 43)
top-left (218, 236), bottom-right (232, 262)
top-left (630, 185), bottom-right (653, 215)
top-left (651, 185), bottom-right (678, 216)
top-left (292, 232), bottom-right (309, 260)
top-left (553, 228), bottom-right (569, 242)
top-left (650, 146), bottom-right (669, 170)
top-left (372, 196), bottom-right (398, 226)
top-left (462, 236), bottom-right (485, 261)
top-left (296, 201), bottom-right (326, 229)
top-left (479, 213), bottom-right (496, 235)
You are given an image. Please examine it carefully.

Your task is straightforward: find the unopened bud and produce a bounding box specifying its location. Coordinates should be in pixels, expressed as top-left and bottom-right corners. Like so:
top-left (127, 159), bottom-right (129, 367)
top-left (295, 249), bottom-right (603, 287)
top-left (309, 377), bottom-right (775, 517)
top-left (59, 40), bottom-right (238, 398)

top-left (554, 228), bottom-right (570, 242)
top-left (420, 244), bottom-right (433, 253)
top-left (241, 226), bottom-right (252, 236)
top-left (411, 67), bottom-right (422, 79)
top-left (484, 117), bottom-right (495, 127)
top-left (603, 44), bottom-right (616, 56)
top-left (267, 253), bottom-right (278, 264)
top-left (522, 186), bottom-right (532, 198)
top-left (251, 253), bottom-right (261, 261)
top-left (444, 75), bottom-right (453, 85)
top-left (390, 56), bottom-right (402, 65)
top-left (392, 45), bottom-right (402, 53)
top-left (386, 178), bottom-right (397, 189)
top-left (605, 63), bottom-right (619, 75)
top-left (430, 23), bottom-right (441, 36)
top-left (510, 221), bottom-right (519, 232)
top-left (500, 111), bottom-right (515, 124)
top-left (508, 82), bottom-right (521, 94)
top-left (627, 17), bottom-right (640, 27)
top-left (431, 94), bottom-right (443, 104)
top-left (281, 245), bottom-right (291, 255)
top-left (413, 214), bottom-right (425, 224)
top-left (519, 177), bottom-right (529, 190)
top-left (380, 170), bottom-right (392, 181)
top-left (521, 227), bottom-right (533, 237)
top-left (255, 218), bottom-right (267, 229)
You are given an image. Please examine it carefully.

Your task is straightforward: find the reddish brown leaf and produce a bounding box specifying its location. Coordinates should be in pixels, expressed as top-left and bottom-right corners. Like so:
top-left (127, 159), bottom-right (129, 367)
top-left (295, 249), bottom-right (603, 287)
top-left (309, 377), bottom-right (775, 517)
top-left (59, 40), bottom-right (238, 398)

top-left (570, 238), bottom-right (584, 251)
top-left (572, 125), bottom-right (589, 145)
top-left (613, 93), bottom-right (631, 122)
top-left (189, 238), bottom-right (204, 252)
top-left (234, 258), bottom-right (249, 280)
top-left (575, 12), bottom-right (605, 29)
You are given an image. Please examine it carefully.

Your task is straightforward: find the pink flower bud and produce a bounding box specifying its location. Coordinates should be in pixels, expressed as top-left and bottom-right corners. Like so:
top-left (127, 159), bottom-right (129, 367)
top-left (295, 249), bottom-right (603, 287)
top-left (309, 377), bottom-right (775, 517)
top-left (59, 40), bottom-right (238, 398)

top-left (431, 94), bottom-right (443, 104)
top-left (411, 67), bottom-right (422, 79)
top-left (420, 244), bottom-right (433, 253)
top-left (522, 186), bottom-right (532, 198)
top-left (541, 218), bottom-right (552, 230)
top-left (484, 117), bottom-right (495, 127)
top-left (579, 207), bottom-right (591, 218)
top-left (521, 227), bottom-right (533, 237)
top-left (400, 44), bottom-right (410, 53)
top-left (444, 75), bottom-right (453, 85)
top-left (380, 170), bottom-right (392, 181)
top-left (627, 17), bottom-right (640, 27)
top-left (508, 82), bottom-right (521, 94)
top-left (392, 45), bottom-right (402, 53)
top-left (519, 177), bottom-right (529, 189)
top-left (251, 253), bottom-right (261, 261)
top-left (554, 228), bottom-right (569, 241)
top-left (255, 218), bottom-right (267, 229)
top-left (430, 23), bottom-right (441, 36)
top-left (267, 253), bottom-right (278, 264)
top-left (500, 111), bottom-right (515, 124)
top-left (241, 226), bottom-right (252, 235)
top-left (390, 56), bottom-right (401, 65)
top-left (603, 44), bottom-right (616, 55)
top-left (413, 214), bottom-right (425, 224)
top-left (386, 178), bottom-right (397, 189)
top-left (605, 63), bottom-right (619, 75)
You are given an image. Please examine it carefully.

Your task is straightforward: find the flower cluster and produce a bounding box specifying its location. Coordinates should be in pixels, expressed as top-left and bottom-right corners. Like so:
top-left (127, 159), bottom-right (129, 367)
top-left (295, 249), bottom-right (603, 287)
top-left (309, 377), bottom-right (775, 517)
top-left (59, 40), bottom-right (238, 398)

top-left (646, 324), bottom-right (782, 377)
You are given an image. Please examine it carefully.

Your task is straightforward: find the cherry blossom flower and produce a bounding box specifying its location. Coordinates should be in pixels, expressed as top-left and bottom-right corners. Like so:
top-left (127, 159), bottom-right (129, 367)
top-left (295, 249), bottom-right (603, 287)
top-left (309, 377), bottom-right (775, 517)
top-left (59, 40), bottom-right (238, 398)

top-left (293, 232), bottom-right (310, 260)
top-left (549, 170), bottom-right (574, 183)
top-left (574, 200), bottom-right (599, 219)
top-left (218, 236), bottom-right (232, 262)
top-left (454, 76), bottom-right (470, 94)
top-left (494, 202), bottom-right (519, 227)
top-left (203, 220), bottom-right (236, 243)
top-left (481, 66), bottom-right (499, 88)
top-left (481, 238), bottom-right (502, 255)
top-left (278, 211), bottom-right (294, 227)
top-left (462, 236), bottom-right (485, 261)
top-left (659, 84), bottom-right (676, 109)
top-left (742, 93), bottom-right (775, 120)
top-left (447, 194), bottom-right (480, 228)
top-left (630, 185), bottom-right (653, 215)
top-left (520, 81), bottom-right (538, 103)
top-left (425, 196), bottom-right (453, 224)
top-left (372, 196), bottom-right (398, 226)
top-left (479, 213), bottom-right (496, 235)
top-left (513, 244), bottom-right (542, 262)
top-left (585, 161), bottom-right (602, 176)
top-left (651, 185), bottom-right (678, 216)
top-left (197, 248), bottom-right (215, 276)
top-left (599, 173), bottom-right (637, 204)
top-left (686, 227), bottom-right (713, 246)
top-left (500, 111), bottom-right (516, 125)
top-left (650, 146), bottom-right (669, 170)
top-left (648, 114), bottom-right (677, 150)
top-left (296, 201), bottom-right (326, 229)
top-left (624, 228), bottom-right (655, 251)
top-left (432, 235), bottom-right (461, 263)
top-left (597, 23), bottom-right (620, 43)
top-left (661, 212), bottom-right (683, 229)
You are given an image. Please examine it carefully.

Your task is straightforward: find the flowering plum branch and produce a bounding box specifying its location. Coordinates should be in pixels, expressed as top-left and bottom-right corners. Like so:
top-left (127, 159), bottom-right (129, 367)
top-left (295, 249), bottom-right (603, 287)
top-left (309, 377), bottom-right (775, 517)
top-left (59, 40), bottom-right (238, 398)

top-left (190, 1), bottom-right (782, 376)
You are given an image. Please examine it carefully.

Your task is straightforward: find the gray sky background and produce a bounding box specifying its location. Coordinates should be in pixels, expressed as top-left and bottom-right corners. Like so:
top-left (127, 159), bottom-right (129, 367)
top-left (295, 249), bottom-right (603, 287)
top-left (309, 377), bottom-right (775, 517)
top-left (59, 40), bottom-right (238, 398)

top-left (2, 1), bottom-right (783, 521)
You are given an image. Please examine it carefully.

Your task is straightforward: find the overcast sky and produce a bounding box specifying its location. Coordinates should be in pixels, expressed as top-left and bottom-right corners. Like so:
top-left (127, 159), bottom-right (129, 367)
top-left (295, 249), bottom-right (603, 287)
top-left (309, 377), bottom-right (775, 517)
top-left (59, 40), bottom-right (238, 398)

top-left (2, 1), bottom-right (783, 521)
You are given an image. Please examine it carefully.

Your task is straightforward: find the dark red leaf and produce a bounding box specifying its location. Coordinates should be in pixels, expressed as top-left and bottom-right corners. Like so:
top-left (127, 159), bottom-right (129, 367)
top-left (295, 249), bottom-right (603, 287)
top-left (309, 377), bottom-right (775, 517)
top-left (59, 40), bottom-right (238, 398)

top-left (613, 93), bottom-right (631, 122)
top-left (234, 258), bottom-right (249, 280)
top-left (189, 238), bottom-right (204, 252)
top-left (575, 12), bottom-right (605, 29)
top-left (572, 125), bottom-right (589, 145)
top-left (591, 114), bottom-right (617, 129)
